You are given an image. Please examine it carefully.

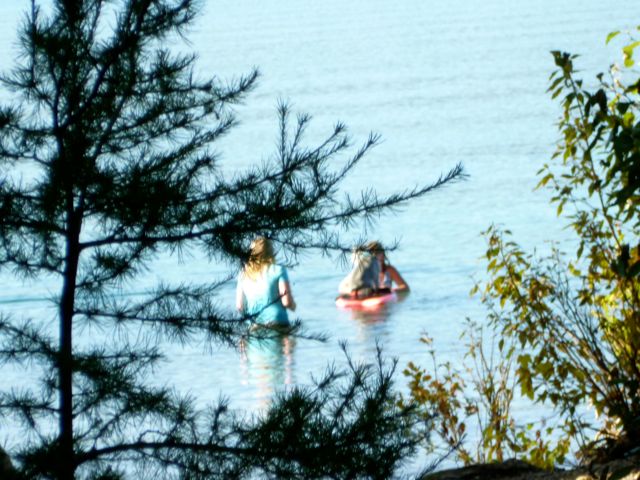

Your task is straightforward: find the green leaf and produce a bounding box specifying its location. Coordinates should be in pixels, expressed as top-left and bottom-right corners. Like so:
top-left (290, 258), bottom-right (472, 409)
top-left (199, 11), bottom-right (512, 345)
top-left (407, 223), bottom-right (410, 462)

top-left (623, 41), bottom-right (640, 67)
top-left (536, 173), bottom-right (555, 190)
top-left (623, 40), bottom-right (640, 54)
top-left (547, 76), bottom-right (563, 93)
top-left (605, 31), bottom-right (620, 44)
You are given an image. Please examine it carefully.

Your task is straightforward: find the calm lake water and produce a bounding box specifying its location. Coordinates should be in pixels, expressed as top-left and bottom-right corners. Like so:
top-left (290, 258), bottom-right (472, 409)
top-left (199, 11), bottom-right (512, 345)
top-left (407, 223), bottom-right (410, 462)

top-left (1, 0), bottom-right (639, 473)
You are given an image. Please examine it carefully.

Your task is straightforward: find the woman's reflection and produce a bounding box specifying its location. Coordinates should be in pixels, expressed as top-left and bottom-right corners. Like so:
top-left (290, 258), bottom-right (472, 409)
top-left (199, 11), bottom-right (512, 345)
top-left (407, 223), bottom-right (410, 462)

top-left (239, 334), bottom-right (295, 409)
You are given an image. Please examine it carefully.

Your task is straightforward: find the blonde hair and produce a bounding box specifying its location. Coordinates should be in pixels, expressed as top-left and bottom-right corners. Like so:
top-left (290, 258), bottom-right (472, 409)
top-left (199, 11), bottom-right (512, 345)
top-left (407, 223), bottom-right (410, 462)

top-left (243, 236), bottom-right (275, 280)
top-left (364, 240), bottom-right (388, 271)
top-left (364, 240), bottom-right (384, 254)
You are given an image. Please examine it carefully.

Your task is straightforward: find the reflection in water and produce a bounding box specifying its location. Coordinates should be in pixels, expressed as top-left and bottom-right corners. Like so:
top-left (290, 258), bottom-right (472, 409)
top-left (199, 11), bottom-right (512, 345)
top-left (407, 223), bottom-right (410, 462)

top-left (349, 308), bottom-right (389, 325)
top-left (239, 334), bottom-right (295, 410)
top-left (348, 291), bottom-right (411, 341)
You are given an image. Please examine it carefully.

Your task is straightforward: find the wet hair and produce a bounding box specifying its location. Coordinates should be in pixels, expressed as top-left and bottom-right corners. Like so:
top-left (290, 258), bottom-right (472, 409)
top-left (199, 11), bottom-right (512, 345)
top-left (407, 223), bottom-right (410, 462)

top-left (243, 236), bottom-right (275, 279)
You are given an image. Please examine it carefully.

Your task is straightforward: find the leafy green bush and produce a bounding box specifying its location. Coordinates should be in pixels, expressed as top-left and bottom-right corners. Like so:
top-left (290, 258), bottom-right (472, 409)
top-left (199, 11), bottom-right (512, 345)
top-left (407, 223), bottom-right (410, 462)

top-left (405, 29), bottom-right (640, 467)
top-left (482, 30), bottom-right (640, 461)
top-left (402, 324), bottom-right (569, 469)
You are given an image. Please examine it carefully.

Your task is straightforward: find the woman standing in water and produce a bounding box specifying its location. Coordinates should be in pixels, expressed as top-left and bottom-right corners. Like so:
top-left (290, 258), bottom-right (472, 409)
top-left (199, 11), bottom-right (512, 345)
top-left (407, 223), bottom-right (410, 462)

top-left (236, 237), bottom-right (296, 326)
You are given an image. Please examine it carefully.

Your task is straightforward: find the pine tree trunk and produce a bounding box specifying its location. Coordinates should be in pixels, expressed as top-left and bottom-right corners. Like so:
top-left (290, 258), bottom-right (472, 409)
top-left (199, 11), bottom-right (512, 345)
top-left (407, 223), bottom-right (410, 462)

top-left (59, 209), bottom-right (81, 480)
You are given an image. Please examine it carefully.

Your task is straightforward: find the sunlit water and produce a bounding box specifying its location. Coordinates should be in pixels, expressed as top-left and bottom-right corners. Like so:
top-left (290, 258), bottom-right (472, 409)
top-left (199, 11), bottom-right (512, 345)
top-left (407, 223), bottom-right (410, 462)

top-left (1, 0), bottom-right (638, 473)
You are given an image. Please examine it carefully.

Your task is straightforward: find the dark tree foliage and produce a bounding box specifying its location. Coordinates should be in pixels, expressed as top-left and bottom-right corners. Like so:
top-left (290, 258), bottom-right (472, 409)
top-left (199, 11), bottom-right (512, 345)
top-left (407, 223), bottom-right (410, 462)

top-left (0, 0), bottom-right (462, 478)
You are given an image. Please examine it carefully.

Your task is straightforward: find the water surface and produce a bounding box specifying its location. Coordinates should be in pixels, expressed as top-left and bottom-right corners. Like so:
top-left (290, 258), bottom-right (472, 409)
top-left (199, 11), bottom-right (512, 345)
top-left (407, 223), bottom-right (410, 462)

top-left (0, 0), bottom-right (638, 472)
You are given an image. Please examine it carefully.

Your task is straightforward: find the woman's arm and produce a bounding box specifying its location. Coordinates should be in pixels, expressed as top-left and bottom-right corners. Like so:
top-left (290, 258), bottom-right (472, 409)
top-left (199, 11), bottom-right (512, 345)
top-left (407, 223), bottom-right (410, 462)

top-left (279, 279), bottom-right (296, 311)
top-left (388, 265), bottom-right (409, 291)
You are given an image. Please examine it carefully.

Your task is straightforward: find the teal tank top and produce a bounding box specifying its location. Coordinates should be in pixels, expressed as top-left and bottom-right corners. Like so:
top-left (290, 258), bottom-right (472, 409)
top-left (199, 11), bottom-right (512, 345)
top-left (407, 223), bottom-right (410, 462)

top-left (237, 264), bottom-right (290, 325)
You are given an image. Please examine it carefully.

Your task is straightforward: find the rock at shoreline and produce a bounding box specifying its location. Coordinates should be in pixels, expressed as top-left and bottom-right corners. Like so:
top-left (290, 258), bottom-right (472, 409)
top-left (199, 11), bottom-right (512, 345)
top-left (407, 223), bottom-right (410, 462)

top-left (420, 459), bottom-right (546, 480)
top-left (420, 455), bottom-right (640, 480)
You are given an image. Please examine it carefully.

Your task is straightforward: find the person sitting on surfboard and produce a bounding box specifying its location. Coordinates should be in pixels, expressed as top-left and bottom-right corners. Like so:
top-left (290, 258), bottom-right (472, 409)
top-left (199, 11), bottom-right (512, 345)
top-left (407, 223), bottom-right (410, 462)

top-left (338, 247), bottom-right (381, 298)
top-left (338, 241), bottom-right (409, 298)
